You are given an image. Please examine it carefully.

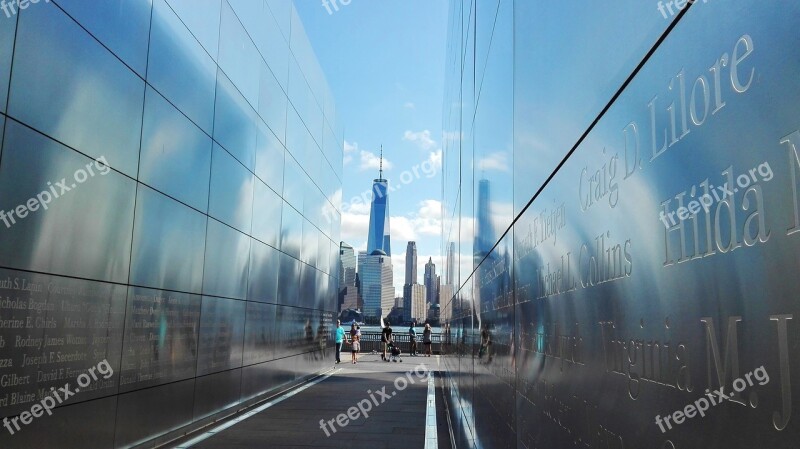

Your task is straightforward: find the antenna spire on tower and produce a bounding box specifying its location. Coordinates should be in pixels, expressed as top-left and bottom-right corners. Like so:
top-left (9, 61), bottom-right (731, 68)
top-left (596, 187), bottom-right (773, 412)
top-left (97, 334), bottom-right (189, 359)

top-left (379, 145), bottom-right (383, 179)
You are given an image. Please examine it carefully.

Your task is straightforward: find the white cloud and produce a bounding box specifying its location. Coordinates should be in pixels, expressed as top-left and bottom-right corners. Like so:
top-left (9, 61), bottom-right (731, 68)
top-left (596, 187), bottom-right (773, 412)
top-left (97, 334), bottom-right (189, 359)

top-left (359, 150), bottom-right (393, 172)
top-left (418, 199), bottom-right (441, 220)
top-left (343, 141), bottom-right (358, 165)
top-left (390, 216), bottom-right (417, 241)
top-left (403, 129), bottom-right (436, 150)
top-left (404, 102), bottom-right (415, 109)
top-left (341, 211), bottom-right (369, 244)
top-left (476, 151), bottom-right (509, 172)
top-left (349, 202), bottom-right (371, 215)
top-left (427, 149), bottom-right (442, 171)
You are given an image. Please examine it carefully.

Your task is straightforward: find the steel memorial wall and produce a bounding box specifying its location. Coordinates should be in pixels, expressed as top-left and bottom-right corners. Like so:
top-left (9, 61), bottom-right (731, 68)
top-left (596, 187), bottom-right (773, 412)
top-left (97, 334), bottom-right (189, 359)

top-left (440, 0), bottom-right (800, 448)
top-left (0, 0), bottom-right (342, 448)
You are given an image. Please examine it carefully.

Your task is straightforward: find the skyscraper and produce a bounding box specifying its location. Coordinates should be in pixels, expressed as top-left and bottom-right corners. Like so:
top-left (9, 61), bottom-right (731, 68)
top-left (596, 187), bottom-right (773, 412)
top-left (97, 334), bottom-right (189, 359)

top-left (403, 284), bottom-right (426, 322)
top-left (366, 147), bottom-right (391, 256)
top-left (405, 241), bottom-right (418, 284)
top-left (340, 242), bottom-right (356, 286)
top-left (340, 242), bottom-right (359, 311)
top-left (424, 257), bottom-right (436, 304)
top-left (446, 241), bottom-right (455, 286)
top-left (359, 250), bottom-right (394, 319)
top-left (361, 150), bottom-right (394, 319)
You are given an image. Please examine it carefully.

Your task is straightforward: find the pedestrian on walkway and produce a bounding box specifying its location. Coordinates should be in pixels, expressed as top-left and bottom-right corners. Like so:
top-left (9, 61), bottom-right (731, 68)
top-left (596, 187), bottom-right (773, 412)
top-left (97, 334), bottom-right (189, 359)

top-left (381, 318), bottom-right (393, 361)
top-left (350, 323), bottom-right (361, 364)
top-left (334, 320), bottom-right (348, 364)
top-left (423, 323), bottom-right (432, 357)
top-left (408, 321), bottom-right (418, 356)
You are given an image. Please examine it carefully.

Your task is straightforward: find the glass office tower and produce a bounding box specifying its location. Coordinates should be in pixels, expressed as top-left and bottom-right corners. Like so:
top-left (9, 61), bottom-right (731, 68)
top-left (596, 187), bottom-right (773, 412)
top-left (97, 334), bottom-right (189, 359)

top-left (358, 250), bottom-right (393, 319)
top-left (366, 178), bottom-right (391, 256)
top-left (0, 1), bottom-right (342, 447)
top-left (441, 0), bottom-right (800, 448)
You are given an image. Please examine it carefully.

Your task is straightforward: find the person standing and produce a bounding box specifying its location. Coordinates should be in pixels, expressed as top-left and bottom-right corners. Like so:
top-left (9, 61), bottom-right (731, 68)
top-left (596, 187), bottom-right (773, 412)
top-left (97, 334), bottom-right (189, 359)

top-left (334, 320), bottom-right (348, 364)
top-left (408, 321), bottom-right (418, 356)
top-left (423, 323), bottom-right (433, 357)
top-left (381, 318), bottom-right (393, 361)
top-left (350, 323), bottom-right (361, 364)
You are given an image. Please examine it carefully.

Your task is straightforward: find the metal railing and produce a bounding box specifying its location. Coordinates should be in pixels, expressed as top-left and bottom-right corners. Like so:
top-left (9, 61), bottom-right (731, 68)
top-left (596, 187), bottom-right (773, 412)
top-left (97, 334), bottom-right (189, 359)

top-left (348, 332), bottom-right (443, 354)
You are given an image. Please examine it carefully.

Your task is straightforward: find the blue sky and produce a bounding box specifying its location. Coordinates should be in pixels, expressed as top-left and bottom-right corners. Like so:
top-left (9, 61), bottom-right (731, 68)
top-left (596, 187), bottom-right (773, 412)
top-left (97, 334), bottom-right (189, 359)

top-left (295, 0), bottom-right (449, 294)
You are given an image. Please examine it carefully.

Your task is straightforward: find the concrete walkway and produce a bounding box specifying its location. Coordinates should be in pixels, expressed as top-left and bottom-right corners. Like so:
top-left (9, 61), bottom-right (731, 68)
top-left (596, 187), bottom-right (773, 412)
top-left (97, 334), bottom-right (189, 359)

top-left (174, 353), bottom-right (445, 449)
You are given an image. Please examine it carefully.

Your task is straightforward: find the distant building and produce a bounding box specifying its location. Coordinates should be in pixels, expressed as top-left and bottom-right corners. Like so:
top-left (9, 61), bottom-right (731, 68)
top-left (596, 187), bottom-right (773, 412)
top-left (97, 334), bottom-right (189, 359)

top-left (359, 250), bottom-right (394, 319)
top-left (402, 241), bottom-right (419, 323)
top-left (361, 150), bottom-right (394, 319)
top-left (340, 242), bottom-right (356, 286)
top-left (405, 241), bottom-right (417, 284)
top-left (403, 284), bottom-right (426, 322)
top-left (339, 242), bottom-right (359, 311)
top-left (366, 148), bottom-right (391, 256)
top-left (436, 274), bottom-right (441, 305)
top-left (446, 242), bottom-right (455, 286)
top-left (439, 284), bottom-right (453, 322)
top-left (424, 257), bottom-right (436, 305)
top-left (428, 303), bottom-right (440, 322)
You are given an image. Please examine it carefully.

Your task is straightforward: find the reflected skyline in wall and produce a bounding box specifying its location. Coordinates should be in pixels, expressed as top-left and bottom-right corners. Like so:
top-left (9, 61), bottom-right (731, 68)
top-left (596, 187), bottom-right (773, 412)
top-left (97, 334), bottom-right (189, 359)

top-left (440, 0), bottom-right (800, 448)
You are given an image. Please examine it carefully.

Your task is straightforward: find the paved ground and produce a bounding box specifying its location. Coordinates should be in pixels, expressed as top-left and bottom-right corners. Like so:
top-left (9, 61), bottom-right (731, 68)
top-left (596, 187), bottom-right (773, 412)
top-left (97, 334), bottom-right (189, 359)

top-left (179, 352), bottom-right (447, 449)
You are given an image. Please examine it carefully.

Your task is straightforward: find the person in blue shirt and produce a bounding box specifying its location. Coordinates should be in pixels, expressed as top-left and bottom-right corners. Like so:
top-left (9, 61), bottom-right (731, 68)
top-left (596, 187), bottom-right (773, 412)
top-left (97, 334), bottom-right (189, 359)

top-left (334, 320), bottom-right (348, 364)
top-left (408, 321), bottom-right (418, 356)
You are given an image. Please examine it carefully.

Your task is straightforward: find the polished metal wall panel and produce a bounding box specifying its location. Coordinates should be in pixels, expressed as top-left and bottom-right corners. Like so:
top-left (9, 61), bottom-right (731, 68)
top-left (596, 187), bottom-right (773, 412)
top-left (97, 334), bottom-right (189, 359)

top-left (0, 115), bottom-right (4, 157)
top-left (213, 70), bottom-right (257, 171)
top-left (55, 0), bottom-right (152, 77)
top-left (202, 218), bottom-right (251, 300)
top-left (10, 1), bottom-right (144, 177)
top-left (0, 13), bottom-right (14, 114)
top-left (119, 287), bottom-right (200, 393)
top-left (139, 86), bottom-right (213, 213)
top-left (277, 252), bottom-right (301, 306)
top-left (512, 0), bottom-right (673, 214)
top-left (208, 143), bottom-right (254, 234)
top-left (251, 179), bottom-right (283, 248)
top-left (298, 263), bottom-right (317, 310)
top-left (285, 105), bottom-right (311, 176)
top-left (196, 296), bottom-right (245, 376)
top-left (248, 239), bottom-right (280, 303)
top-left (442, 0), bottom-right (800, 448)
top-left (113, 378), bottom-right (195, 449)
top-left (300, 219), bottom-right (317, 265)
top-left (317, 235), bottom-right (331, 276)
top-left (280, 200), bottom-right (303, 259)
top-left (243, 301), bottom-right (277, 365)
top-left (0, 0), bottom-right (340, 445)
top-left (240, 361), bottom-right (285, 402)
top-left (0, 122), bottom-right (136, 283)
top-left (265, 0), bottom-right (291, 47)
top-left (0, 396), bottom-right (117, 449)
top-left (148, 0), bottom-right (217, 134)
top-left (289, 8), bottom-right (325, 119)
top-left (0, 269), bottom-right (125, 429)
top-left (130, 185), bottom-right (207, 293)
top-left (193, 368), bottom-right (242, 421)
top-left (164, 0), bottom-right (221, 61)
top-left (513, 3), bottom-right (800, 447)
top-left (255, 117), bottom-right (286, 194)
top-left (259, 2), bottom-right (291, 95)
top-left (218, 1), bottom-right (259, 110)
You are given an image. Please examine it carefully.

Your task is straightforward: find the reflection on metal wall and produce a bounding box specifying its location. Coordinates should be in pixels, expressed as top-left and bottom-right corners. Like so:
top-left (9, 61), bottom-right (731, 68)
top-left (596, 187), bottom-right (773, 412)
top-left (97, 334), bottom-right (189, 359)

top-left (441, 0), bottom-right (800, 448)
top-left (0, 0), bottom-right (341, 447)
